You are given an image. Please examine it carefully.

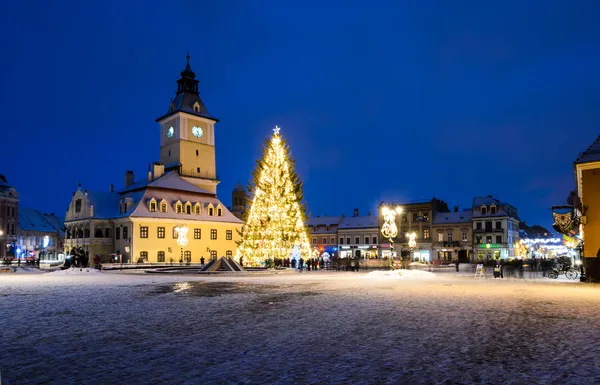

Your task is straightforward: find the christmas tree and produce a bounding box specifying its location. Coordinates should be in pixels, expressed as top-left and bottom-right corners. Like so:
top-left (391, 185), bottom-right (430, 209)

top-left (238, 126), bottom-right (312, 265)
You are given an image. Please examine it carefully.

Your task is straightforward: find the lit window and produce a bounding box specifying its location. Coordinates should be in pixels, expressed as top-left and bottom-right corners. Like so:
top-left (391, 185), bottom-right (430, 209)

top-left (226, 250), bottom-right (232, 257)
top-left (157, 227), bottom-right (165, 238)
top-left (140, 227), bottom-right (148, 238)
top-left (226, 230), bottom-right (232, 240)
top-left (210, 229), bottom-right (217, 240)
top-left (149, 201), bottom-right (156, 212)
top-left (461, 232), bottom-right (467, 242)
top-left (160, 201), bottom-right (167, 212)
top-left (438, 233), bottom-right (443, 242)
top-left (194, 229), bottom-right (201, 239)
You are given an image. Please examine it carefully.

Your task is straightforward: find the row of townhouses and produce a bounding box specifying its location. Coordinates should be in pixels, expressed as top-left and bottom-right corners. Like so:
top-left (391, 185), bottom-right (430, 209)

top-left (307, 196), bottom-right (520, 263)
top-left (0, 174), bottom-right (66, 261)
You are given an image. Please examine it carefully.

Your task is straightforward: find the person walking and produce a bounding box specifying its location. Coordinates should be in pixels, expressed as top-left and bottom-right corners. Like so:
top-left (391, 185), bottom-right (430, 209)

top-left (455, 260), bottom-right (460, 272)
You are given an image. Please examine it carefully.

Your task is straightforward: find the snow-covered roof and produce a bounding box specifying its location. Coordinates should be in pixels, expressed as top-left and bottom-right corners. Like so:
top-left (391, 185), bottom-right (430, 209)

top-left (472, 196), bottom-right (501, 207)
top-left (338, 216), bottom-right (379, 229)
top-left (43, 214), bottom-right (66, 236)
top-left (86, 191), bottom-right (121, 219)
top-left (307, 216), bottom-right (342, 227)
top-left (433, 210), bottom-right (472, 224)
top-left (118, 171), bottom-right (213, 195)
top-left (18, 209), bottom-right (57, 233)
top-left (127, 189), bottom-right (242, 224)
top-left (575, 135), bottom-right (600, 164)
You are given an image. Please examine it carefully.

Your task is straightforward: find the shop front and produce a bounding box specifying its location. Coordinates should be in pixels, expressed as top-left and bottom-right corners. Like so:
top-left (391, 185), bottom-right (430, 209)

top-left (475, 243), bottom-right (508, 262)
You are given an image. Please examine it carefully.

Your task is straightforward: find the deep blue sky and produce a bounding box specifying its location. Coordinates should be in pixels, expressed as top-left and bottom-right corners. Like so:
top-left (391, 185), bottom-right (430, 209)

top-left (2, 1), bottom-right (599, 228)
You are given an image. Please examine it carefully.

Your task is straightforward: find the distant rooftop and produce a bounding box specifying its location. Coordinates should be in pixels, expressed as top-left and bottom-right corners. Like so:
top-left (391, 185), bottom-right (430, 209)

top-left (338, 215), bottom-right (379, 229)
top-left (433, 210), bottom-right (472, 224)
top-left (575, 135), bottom-right (600, 164)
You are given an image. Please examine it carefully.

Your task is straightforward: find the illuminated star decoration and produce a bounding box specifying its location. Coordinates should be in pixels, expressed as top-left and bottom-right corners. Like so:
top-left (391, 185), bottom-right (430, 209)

top-left (273, 125), bottom-right (281, 135)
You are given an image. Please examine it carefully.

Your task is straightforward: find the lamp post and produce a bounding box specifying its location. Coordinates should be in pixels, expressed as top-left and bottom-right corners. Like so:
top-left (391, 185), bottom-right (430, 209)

top-left (381, 205), bottom-right (402, 270)
top-left (174, 225), bottom-right (189, 266)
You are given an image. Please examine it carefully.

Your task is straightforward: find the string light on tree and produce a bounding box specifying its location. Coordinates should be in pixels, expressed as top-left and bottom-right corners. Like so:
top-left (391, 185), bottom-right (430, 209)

top-left (237, 126), bottom-right (312, 266)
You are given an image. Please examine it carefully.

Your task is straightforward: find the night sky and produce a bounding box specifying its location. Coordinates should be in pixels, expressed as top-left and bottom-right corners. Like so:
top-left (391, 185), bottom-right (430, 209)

top-left (2, 1), bottom-right (599, 228)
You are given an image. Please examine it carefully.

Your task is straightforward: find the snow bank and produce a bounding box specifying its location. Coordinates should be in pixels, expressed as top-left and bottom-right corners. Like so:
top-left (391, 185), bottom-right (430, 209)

top-left (12, 267), bottom-right (47, 274)
top-left (47, 267), bottom-right (102, 275)
top-left (365, 269), bottom-right (437, 279)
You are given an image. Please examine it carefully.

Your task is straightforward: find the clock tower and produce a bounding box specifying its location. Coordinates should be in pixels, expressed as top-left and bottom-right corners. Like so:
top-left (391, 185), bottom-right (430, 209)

top-left (156, 54), bottom-right (219, 194)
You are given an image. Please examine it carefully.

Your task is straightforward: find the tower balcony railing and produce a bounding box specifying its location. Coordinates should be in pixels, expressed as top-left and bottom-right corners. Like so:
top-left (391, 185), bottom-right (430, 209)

top-left (179, 169), bottom-right (220, 181)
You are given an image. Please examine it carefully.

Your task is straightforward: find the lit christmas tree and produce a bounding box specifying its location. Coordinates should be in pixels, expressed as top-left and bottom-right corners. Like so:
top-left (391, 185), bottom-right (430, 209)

top-left (238, 126), bottom-right (312, 265)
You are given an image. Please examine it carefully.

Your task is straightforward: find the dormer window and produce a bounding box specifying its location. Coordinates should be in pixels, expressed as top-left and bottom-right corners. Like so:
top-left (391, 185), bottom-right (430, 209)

top-left (193, 101), bottom-right (200, 112)
top-left (149, 198), bottom-right (157, 212)
top-left (185, 202), bottom-right (192, 215)
top-left (175, 200), bottom-right (183, 214)
top-left (160, 199), bottom-right (168, 213)
top-left (490, 204), bottom-right (497, 214)
top-left (194, 203), bottom-right (201, 215)
top-left (481, 205), bottom-right (487, 215)
top-left (217, 208), bottom-right (222, 216)
top-left (209, 207), bottom-right (214, 216)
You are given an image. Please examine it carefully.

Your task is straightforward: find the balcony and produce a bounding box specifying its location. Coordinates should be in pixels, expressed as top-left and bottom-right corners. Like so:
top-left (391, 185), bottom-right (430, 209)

top-left (473, 228), bottom-right (504, 234)
top-left (180, 169), bottom-right (220, 181)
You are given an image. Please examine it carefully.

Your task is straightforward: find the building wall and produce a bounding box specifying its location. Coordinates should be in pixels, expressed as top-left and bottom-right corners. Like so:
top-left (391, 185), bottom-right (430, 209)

top-left (128, 219), bottom-right (242, 263)
top-left (432, 223), bottom-right (472, 261)
top-left (0, 187), bottom-right (19, 258)
top-left (582, 168), bottom-right (600, 257)
top-left (337, 228), bottom-right (379, 259)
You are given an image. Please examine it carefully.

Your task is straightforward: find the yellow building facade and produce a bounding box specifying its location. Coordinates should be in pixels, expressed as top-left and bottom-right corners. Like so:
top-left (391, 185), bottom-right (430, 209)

top-left (575, 135), bottom-right (600, 280)
top-left (64, 55), bottom-right (242, 264)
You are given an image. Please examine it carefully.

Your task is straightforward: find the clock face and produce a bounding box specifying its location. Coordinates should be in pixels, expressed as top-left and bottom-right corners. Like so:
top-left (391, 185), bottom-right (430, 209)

top-left (167, 127), bottom-right (174, 138)
top-left (192, 126), bottom-right (203, 138)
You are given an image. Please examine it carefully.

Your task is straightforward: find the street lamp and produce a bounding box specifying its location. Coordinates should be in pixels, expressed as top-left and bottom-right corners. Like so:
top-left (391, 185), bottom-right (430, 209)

top-left (407, 232), bottom-right (417, 262)
top-left (381, 205), bottom-right (402, 270)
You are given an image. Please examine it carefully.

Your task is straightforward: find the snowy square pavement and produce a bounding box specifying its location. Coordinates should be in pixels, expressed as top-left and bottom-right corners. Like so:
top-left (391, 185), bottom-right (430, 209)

top-left (1, 270), bottom-right (600, 384)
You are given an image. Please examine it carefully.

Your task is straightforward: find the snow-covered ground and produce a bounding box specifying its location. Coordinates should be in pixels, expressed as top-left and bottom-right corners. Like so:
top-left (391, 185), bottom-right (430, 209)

top-left (1, 271), bottom-right (600, 384)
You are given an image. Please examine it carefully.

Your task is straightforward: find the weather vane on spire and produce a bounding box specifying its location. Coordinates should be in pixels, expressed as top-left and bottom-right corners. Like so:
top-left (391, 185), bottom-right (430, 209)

top-left (273, 125), bottom-right (281, 135)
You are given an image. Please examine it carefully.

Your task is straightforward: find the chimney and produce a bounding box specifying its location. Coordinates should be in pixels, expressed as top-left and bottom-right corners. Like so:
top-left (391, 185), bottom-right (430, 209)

top-left (151, 162), bottom-right (165, 181)
top-left (454, 205), bottom-right (458, 212)
top-left (353, 208), bottom-right (359, 217)
top-left (109, 184), bottom-right (114, 193)
top-left (124, 170), bottom-right (134, 187)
